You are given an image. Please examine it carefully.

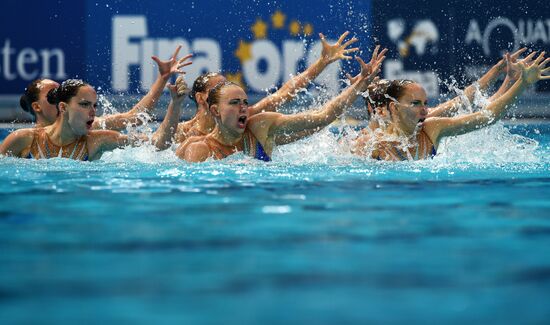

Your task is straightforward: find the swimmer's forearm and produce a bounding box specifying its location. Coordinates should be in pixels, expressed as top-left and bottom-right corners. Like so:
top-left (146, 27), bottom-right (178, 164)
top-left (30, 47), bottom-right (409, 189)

top-left (278, 58), bottom-right (327, 100)
top-left (92, 114), bottom-right (136, 131)
top-left (298, 80), bottom-right (362, 128)
top-left (434, 76), bottom-right (527, 141)
top-left (431, 59), bottom-right (507, 118)
top-left (152, 99), bottom-right (183, 150)
top-left (478, 59), bottom-right (506, 89)
top-left (489, 75), bottom-right (515, 101)
top-left (318, 74), bottom-right (377, 123)
top-left (486, 77), bottom-right (526, 119)
top-left (128, 74), bottom-right (170, 115)
top-left (463, 60), bottom-right (506, 99)
top-left (284, 57), bottom-right (326, 91)
top-left (95, 75), bottom-right (170, 133)
top-left (250, 58), bottom-right (328, 114)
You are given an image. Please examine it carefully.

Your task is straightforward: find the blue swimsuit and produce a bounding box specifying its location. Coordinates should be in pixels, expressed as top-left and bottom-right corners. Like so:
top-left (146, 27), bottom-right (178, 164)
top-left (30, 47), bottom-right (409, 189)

top-left (243, 130), bottom-right (271, 162)
top-left (202, 130), bottom-right (271, 162)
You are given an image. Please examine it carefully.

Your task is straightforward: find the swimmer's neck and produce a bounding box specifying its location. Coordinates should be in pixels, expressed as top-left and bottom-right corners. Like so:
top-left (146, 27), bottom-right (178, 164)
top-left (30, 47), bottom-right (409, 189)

top-left (35, 120), bottom-right (49, 128)
top-left (34, 114), bottom-right (55, 129)
top-left (46, 118), bottom-right (81, 146)
top-left (210, 125), bottom-right (243, 146)
top-left (194, 107), bottom-right (216, 134)
top-left (187, 103), bottom-right (216, 135)
top-left (393, 119), bottom-right (419, 138)
top-left (386, 121), bottom-right (420, 141)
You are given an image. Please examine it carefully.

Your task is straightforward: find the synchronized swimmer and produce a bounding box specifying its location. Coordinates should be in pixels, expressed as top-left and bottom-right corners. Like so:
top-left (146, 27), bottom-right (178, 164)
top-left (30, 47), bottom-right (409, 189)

top-left (1, 31), bottom-right (549, 162)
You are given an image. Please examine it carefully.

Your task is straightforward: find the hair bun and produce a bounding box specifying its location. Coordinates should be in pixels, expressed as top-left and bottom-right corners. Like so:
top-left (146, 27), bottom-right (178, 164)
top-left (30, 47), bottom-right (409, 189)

top-left (19, 95), bottom-right (31, 112)
top-left (46, 87), bottom-right (59, 105)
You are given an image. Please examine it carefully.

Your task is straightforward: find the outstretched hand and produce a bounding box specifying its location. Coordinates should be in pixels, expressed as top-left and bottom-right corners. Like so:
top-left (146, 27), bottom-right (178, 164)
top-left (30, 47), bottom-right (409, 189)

top-left (516, 51), bottom-right (550, 85)
top-left (346, 45), bottom-right (387, 87)
top-left (496, 47), bottom-right (526, 71)
top-left (319, 31), bottom-right (359, 64)
top-left (504, 48), bottom-right (540, 80)
top-left (152, 45), bottom-right (193, 79)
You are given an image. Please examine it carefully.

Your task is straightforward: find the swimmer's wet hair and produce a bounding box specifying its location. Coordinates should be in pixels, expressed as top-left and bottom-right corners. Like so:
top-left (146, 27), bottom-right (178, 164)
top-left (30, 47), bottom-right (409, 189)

top-left (189, 72), bottom-right (224, 103)
top-left (206, 81), bottom-right (241, 107)
top-left (19, 79), bottom-right (44, 116)
top-left (365, 79), bottom-right (415, 110)
top-left (47, 79), bottom-right (91, 107)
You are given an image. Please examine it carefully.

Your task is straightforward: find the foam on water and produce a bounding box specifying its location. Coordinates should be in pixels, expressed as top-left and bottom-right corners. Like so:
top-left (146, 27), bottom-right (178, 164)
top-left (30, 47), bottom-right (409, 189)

top-left (100, 143), bottom-right (180, 164)
top-left (436, 122), bottom-right (540, 163)
top-left (272, 120), bottom-right (542, 168)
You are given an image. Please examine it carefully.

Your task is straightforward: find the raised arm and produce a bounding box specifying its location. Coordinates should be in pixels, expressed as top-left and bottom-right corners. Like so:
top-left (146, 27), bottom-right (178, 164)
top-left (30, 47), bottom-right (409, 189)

top-left (271, 47), bottom-right (386, 145)
top-left (88, 77), bottom-right (192, 159)
top-left (426, 53), bottom-right (549, 145)
top-left (92, 46), bottom-right (192, 131)
top-left (489, 50), bottom-right (539, 101)
top-left (249, 31), bottom-right (359, 115)
top-left (152, 76), bottom-right (190, 150)
top-left (257, 50), bottom-right (386, 142)
top-left (428, 48), bottom-right (527, 118)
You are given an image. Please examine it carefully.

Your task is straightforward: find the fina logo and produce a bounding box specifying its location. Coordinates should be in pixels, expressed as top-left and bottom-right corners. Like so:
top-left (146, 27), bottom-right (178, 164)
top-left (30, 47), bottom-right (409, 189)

top-left (465, 18), bottom-right (550, 56)
top-left (112, 12), bottom-right (341, 94)
top-left (112, 16), bottom-right (220, 92)
top-left (384, 19), bottom-right (440, 98)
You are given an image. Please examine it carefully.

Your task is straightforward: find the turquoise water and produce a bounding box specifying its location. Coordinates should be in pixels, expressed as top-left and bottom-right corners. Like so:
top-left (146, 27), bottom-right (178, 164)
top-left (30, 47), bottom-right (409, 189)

top-left (1, 122), bottom-right (549, 324)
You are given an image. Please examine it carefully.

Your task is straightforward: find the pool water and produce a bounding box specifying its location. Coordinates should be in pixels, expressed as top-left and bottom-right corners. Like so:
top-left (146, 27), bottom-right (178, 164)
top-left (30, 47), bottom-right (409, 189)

top-left (1, 122), bottom-right (549, 324)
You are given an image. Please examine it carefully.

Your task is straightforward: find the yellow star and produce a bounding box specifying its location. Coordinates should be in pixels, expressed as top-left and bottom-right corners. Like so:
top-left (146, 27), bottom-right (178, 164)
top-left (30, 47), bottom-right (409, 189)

top-left (303, 23), bottom-right (314, 36)
top-left (235, 40), bottom-right (252, 63)
top-left (226, 72), bottom-right (246, 90)
top-left (271, 10), bottom-right (286, 29)
top-left (289, 20), bottom-right (301, 36)
top-left (251, 19), bottom-right (268, 39)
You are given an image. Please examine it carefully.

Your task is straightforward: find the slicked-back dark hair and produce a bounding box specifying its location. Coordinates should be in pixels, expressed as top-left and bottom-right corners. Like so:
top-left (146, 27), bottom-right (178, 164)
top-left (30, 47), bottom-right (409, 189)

top-left (206, 81), bottom-right (241, 107)
top-left (19, 79), bottom-right (45, 116)
top-left (364, 79), bottom-right (415, 110)
top-left (189, 72), bottom-right (224, 103)
top-left (46, 79), bottom-right (91, 108)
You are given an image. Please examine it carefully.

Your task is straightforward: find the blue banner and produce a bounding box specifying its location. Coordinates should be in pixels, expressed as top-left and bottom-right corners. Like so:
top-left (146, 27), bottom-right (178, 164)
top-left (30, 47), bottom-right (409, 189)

top-left (372, 0), bottom-right (550, 97)
top-left (1, 0), bottom-right (548, 110)
top-left (0, 1), bottom-right (86, 93)
top-left (83, 0), bottom-right (372, 96)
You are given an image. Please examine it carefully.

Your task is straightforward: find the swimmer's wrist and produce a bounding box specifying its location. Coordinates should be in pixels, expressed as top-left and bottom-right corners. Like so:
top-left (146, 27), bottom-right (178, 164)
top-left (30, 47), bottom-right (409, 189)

top-left (317, 56), bottom-right (331, 66)
top-left (159, 74), bottom-right (171, 82)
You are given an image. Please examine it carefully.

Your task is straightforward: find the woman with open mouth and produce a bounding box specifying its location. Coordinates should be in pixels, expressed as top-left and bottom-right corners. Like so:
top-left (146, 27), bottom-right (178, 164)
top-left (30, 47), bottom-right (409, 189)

top-left (18, 45), bottom-right (191, 132)
top-left (352, 51), bottom-right (549, 161)
top-left (172, 31), bottom-right (361, 145)
top-left (176, 47), bottom-right (387, 163)
top-left (0, 74), bottom-right (190, 161)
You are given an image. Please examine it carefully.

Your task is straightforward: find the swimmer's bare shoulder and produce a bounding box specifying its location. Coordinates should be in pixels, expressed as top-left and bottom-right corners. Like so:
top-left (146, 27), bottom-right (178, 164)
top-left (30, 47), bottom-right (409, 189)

top-left (0, 128), bottom-right (36, 157)
top-left (176, 136), bottom-right (211, 162)
top-left (353, 129), bottom-right (387, 159)
top-left (174, 121), bottom-right (193, 143)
